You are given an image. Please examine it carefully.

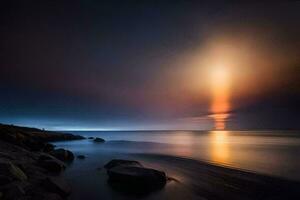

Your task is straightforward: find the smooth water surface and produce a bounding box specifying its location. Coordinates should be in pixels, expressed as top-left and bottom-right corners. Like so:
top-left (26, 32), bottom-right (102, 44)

top-left (56, 130), bottom-right (300, 180)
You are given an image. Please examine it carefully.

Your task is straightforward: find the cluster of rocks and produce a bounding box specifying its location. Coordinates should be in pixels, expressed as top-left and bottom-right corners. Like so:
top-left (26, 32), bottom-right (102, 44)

top-left (0, 124), bottom-right (86, 200)
top-left (104, 159), bottom-right (167, 195)
top-left (0, 124), bottom-right (168, 198)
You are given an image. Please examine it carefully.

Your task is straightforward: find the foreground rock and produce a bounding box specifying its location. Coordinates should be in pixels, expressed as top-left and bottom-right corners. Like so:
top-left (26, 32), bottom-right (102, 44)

top-left (93, 137), bottom-right (105, 143)
top-left (104, 159), bottom-right (167, 195)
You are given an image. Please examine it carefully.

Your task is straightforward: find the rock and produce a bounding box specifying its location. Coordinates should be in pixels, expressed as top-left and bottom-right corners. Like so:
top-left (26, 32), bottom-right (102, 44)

top-left (0, 175), bottom-right (12, 186)
top-left (39, 160), bottom-right (66, 173)
top-left (42, 177), bottom-right (71, 197)
top-left (0, 162), bottom-right (27, 182)
top-left (104, 159), bottom-right (143, 170)
top-left (107, 166), bottom-right (167, 194)
top-left (9, 162), bottom-right (28, 182)
top-left (37, 153), bottom-right (66, 173)
top-left (4, 183), bottom-right (25, 200)
top-left (93, 137), bottom-right (105, 143)
top-left (88, 137), bottom-right (94, 139)
top-left (38, 153), bottom-right (56, 161)
top-left (42, 193), bottom-right (64, 200)
top-left (77, 155), bottom-right (85, 159)
top-left (24, 139), bottom-right (46, 151)
top-left (43, 143), bottom-right (55, 152)
top-left (50, 149), bottom-right (74, 162)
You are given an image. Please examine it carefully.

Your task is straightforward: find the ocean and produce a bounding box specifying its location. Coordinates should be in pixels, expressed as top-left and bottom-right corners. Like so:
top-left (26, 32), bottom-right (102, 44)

top-left (55, 130), bottom-right (300, 181)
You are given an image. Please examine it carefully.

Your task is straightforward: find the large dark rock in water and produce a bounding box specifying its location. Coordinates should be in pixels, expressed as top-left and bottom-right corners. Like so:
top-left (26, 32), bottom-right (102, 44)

top-left (50, 148), bottom-right (74, 162)
top-left (104, 159), bottom-right (143, 170)
top-left (104, 159), bottom-right (167, 195)
top-left (93, 137), bottom-right (105, 143)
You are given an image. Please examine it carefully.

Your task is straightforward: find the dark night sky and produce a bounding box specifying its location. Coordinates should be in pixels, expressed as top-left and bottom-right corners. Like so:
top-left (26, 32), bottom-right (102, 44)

top-left (0, 1), bottom-right (299, 130)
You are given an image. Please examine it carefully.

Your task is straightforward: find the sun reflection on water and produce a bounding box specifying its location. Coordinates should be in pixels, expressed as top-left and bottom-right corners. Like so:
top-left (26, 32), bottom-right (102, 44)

top-left (210, 131), bottom-right (230, 164)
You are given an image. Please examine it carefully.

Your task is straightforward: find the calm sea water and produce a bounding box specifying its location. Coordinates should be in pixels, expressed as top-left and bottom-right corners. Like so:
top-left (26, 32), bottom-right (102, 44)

top-left (57, 130), bottom-right (300, 181)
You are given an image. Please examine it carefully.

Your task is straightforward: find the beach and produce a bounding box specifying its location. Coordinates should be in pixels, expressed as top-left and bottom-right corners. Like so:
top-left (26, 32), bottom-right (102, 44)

top-left (54, 130), bottom-right (300, 200)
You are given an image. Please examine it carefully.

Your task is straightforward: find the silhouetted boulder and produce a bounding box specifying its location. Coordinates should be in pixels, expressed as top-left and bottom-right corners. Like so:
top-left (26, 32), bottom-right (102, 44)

top-left (88, 137), bottom-right (94, 139)
top-left (104, 159), bottom-right (143, 170)
top-left (93, 137), bottom-right (105, 143)
top-left (50, 149), bottom-right (74, 162)
top-left (104, 159), bottom-right (167, 195)
top-left (107, 166), bottom-right (167, 194)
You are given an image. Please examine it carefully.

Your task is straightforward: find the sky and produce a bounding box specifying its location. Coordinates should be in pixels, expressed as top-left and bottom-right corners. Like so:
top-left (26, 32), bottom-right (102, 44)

top-left (0, 1), bottom-right (299, 130)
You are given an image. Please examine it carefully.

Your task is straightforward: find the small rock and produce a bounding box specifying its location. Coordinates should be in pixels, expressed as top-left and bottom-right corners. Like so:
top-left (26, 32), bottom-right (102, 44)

top-left (93, 137), bottom-right (105, 143)
top-left (104, 159), bottom-right (143, 170)
top-left (42, 177), bottom-right (71, 197)
top-left (50, 149), bottom-right (74, 162)
top-left (88, 137), bottom-right (94, 139)
top-left (77, 155), bottom-right (85, 159)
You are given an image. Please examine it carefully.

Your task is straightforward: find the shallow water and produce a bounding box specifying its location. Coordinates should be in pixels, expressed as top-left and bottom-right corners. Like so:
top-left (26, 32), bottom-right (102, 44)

top-left (55, 130), bottom-right (300, 181)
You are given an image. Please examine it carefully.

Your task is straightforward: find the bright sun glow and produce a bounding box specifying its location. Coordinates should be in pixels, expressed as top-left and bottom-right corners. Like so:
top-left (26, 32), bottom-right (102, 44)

top-left (210, 65), bottom-right (231, 130)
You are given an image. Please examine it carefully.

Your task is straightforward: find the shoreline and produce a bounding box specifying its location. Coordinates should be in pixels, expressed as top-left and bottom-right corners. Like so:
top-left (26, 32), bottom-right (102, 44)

top-left (134, 153), bottom-right (300, 199)
top-left (1, 124), bottom-right (300, 199)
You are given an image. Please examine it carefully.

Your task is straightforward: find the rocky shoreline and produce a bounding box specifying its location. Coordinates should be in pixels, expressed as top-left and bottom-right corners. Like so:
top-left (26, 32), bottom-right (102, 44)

top-left (0, 124), bottom-right (86, 200)
top-left (0, 124), bottom-right (169, 199)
